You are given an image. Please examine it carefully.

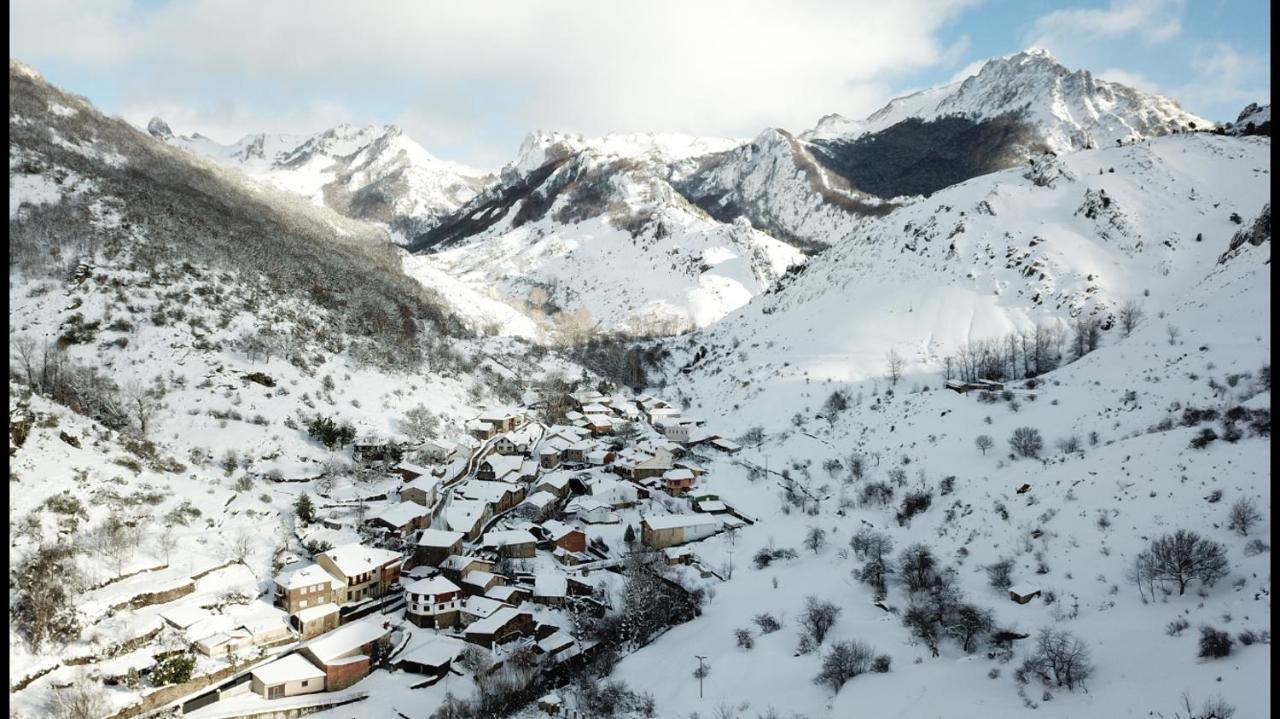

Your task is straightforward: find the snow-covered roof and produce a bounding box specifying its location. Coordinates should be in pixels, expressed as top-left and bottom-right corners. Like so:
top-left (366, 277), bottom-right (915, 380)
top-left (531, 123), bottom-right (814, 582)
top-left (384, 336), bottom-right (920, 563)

top-left (441, 555), bottom-right (490, 572)
top-left (370, 501), bottom-right (429, 527)
top-left (305, 619), bottom-right (388, 664)
top-left (251, 653), bottom-right (325, 685)
top-left (319, 543), bottom-right (401, 578)
top-left (465, 606), bottom-right (527, 635)
top-left (486, 585), bottom-right (523, 602)
top-left (1009, 583), bottom-right (1041, 596)
top-left (395, 461), bottom-right (431, 477)
top-left (458, 479), bottom-right (517, 504)
top-left (445, 499), bottom-right (488, 531)
top-left (482, 529), bottom-right (537, 547)
top-left (541, 519), bottom-right (579, 541)
top-left (643, 514), bottom-right (719, 531)
top-left (534, 574), bottom-right (567, 598)
top-left (521, 490), bottom-right (558, 509)
top-left (417, 528), bottom-right (464, 547)
top-left (398, 636), bottom-right (467, 668)
top-left (537, 474), bottom-right (572, 490)
top-left (582, 403), bottom-right (612, 414)
top-left (405, 576), bottom-right (461, 597)
top-left (276, 562), bottom-right (342, 590)
top-left (466, 419), bottom-right (493, 431)
top-left (663, 468), bottom-right (695, 481)
top-left (461, 595), bottom-right (506, 618)
top-left (403, 473), bottom-right (442, 494)
top-left (479, 407), bottom-right (524, 422)
top-left (294, 603), bottom-right (340, 623)
top-left (463, 570), bottom-right (499, 588)
top-left (478, 454), bottom-right (524, 479)
top-left (537, 631), bottom-right (574, 654)
top-left (566, 497), bottom-right (610, 513)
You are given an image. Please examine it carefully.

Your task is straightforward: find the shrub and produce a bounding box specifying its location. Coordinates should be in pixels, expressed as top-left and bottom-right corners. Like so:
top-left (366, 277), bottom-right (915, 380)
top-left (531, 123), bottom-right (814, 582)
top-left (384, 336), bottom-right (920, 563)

top-left (1189, 428), bottom-right (1218, 449)
top-left (752, 613), bottom-right (781, 634)
top-left (1236, 629), bottom-right (1270, 646)
top-left (813, 640), bottom-right (876, 693)
top-left (151, 653), bottom-right (196, 685)
top-left (872, 654), bottom-right (892, 673)
top-left (986, 558), bottom-right (1015, 590)
top-left (1166, 616), bottom-right (1190, 637)
top-left (1197, 626), bottom-right (1232, 659)
top-left (735, 628), bottom-right (754, 650)
top-left (897, 490), bottom-right (933, 524)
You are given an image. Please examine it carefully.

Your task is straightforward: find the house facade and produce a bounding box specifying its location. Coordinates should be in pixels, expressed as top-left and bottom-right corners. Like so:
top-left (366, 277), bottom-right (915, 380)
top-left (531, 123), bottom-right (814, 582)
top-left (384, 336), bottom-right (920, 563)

top-left (405, 576), bottom-right (464, 629)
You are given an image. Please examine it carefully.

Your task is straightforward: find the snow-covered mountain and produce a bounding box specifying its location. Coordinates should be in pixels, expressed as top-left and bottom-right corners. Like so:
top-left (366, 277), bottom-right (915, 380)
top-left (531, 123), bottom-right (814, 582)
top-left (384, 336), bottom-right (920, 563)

top-left (666, 132), bottom-right (1270, 421)
top-left (805, 48), bottom-right (1209, 152)
top-left (411, 130), bottom-right (803, 335)
top-left (1232, 102), bottom-right (1271, 136)
top-left (154, 120), bottom-right (493, 240)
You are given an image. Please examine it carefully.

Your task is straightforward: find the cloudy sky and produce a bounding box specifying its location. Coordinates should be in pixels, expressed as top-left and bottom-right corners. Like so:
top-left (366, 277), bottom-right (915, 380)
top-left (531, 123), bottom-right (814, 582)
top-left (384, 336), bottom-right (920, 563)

top-left (10, 0), bottom-right (1270, 169)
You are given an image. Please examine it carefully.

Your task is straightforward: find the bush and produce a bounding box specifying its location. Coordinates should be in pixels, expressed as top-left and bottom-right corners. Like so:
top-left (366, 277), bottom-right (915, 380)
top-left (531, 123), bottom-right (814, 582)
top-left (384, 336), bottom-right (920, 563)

top-left (1009, 427), bottom-right (1044, 458)
top-left (1197, 626), bottom-right (1233, 659)
top-left (813, 640), bottom-right (876, 693)
top-left (872, 654), bottom-right (892, 673)
top-left (897, 490), bottom-right (933, 524)
top-left (1166, 617), bottom-right (1190, 637)
top-left (752, 613), bottom-right (781, 634)
top-left (1236, 629), bottom-right (1270, 646)
top-left (1189, 428), bottom-right (1218, 449)
top-left (151, 653), bottom-right (196, 685)
top-left (735, 628), bottom-right (754, 650)
top-left (986, 558), bottom-right (1015, 590)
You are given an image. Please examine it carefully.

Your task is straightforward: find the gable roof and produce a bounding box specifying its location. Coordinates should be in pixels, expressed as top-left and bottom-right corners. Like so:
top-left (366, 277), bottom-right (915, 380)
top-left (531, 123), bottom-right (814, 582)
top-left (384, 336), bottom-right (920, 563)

top-left (405, 576), bottom-right (461, 597)
top-left (305, 619), bottom-right (389, 664)
top-left (370, 501), bottom-right (430, 528)
top-left (643, 514), bottom-right (719, 531)
top-left (417, 528), bottom-right (465, 548)
top-left (482, 529), bottom-right (537, 547)
top-left (252, 653), bottom-right (325, 685)
top-left (319, 543), bottom-right (402, 577)
top-left (465, 606), bottom-right (528, 635)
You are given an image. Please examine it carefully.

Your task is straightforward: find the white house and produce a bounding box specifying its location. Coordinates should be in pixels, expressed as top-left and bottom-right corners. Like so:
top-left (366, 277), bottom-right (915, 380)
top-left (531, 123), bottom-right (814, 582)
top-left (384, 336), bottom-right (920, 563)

top-left (250, 653), bottom-right (326, 699)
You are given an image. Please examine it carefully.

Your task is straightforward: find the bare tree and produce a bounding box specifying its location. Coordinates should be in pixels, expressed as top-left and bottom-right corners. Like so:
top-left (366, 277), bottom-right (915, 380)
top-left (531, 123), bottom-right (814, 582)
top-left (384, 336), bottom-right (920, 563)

top-left (1141, 529), bottom-right (1229, 596)
top-left (1226, 498), bottom-right (1262, 536)
top-left (1009, 427), bottom-right (1044, 458)
top-left (1117, 300), bottom-right (1144, 337)
top-left (121, 381), bottom-right (162, 437)
top-left (1175, 692), bottom-right (1236, 719)
top-left (975, 434), bottom-right (994, 455)
top-left (885, 349), bottom-right (905, 386)
top-left (799, 596), bottom-right (842, 645)
top-left (1021, 627), bottom-right (1093, 691)
top-left (46, 672), bottom-right (108, 719)
top-left (804, 526), bottom-right (828, 554)
top-left (156, 524), bottom-right (178, 566)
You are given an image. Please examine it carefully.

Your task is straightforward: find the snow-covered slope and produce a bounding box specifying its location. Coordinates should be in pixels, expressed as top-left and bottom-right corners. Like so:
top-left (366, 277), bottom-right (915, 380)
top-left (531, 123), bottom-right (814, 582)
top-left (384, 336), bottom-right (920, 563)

top-left (805, 48), bottom-right (1209, 153)
top-left (672, 127), bottom-right (897, 251)
top-left (667, 133), bottom-right (1271, 421)
top-left (611, 133), bottom-right (1271, 719)
top-left (412, 131), bottom-right (804, 335)
top-left (156, 120), bottom-right (493, 240)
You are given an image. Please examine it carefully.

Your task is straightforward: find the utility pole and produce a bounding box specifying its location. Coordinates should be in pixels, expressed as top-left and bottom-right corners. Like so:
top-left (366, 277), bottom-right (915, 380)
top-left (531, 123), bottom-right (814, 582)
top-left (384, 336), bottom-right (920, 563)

top-left (694, 655), bottom-right (707, 699)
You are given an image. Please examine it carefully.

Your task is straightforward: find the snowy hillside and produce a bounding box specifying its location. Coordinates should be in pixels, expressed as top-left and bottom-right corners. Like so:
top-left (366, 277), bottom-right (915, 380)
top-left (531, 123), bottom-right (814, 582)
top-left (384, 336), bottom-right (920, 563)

top-left (155, 120), bottom-right (493, 240)
top-left (412, 131), bottom-right (804, 335)
top-left (665, 133), bottom-right (1271, 421)
top-left (805, 48), bottom-right (1209, 153)
top-left (610, 133), bottom-right (1270, 718)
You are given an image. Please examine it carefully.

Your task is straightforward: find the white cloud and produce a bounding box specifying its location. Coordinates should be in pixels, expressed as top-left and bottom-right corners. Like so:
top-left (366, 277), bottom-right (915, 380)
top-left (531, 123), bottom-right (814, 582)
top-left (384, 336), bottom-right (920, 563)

top-left (1097, 68), bottom-right (1162, 94)
top-left (1027, 0), bottom-right (1184, 52)
top-left (1173, 43), bottom-right (1270, 119)
top-left (9, 0), bottom-right (974, 167)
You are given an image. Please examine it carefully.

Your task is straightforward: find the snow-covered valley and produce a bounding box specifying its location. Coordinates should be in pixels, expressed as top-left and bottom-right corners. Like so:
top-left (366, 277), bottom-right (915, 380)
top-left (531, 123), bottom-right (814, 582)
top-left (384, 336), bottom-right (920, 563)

top-left (7, 35), bottom-right (1271, 719)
